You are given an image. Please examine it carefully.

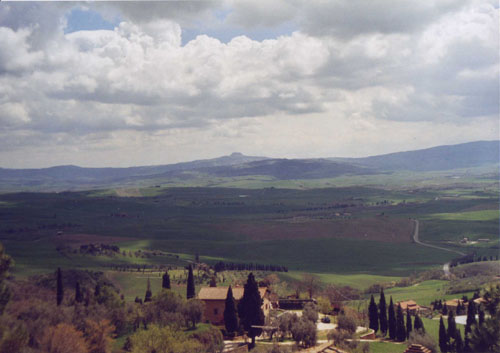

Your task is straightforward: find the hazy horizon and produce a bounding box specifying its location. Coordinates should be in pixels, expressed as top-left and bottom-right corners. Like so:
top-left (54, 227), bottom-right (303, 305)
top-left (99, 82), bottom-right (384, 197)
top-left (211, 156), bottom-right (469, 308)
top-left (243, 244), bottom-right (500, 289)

top-left (0, 139), bottom-right (497, 170)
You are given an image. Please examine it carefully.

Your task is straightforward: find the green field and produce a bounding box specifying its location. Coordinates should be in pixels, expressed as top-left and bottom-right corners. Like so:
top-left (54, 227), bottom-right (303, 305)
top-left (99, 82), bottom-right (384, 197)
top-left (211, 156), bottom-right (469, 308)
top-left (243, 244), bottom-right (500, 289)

top-left (369, 342), bottom-right (407, 353)
top-left (431, 209), bottom-right (499, 221)
top-left (384, 280), bottom-right (475, 308)
top-left (0, 180), bottom-right (498, 287)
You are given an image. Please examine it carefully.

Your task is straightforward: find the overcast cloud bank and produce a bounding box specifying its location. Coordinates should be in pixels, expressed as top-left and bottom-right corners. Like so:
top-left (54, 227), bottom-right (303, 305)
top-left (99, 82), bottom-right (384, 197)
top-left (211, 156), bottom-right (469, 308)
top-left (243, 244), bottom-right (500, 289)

top-left (0, 1), bottom-right (498, 168)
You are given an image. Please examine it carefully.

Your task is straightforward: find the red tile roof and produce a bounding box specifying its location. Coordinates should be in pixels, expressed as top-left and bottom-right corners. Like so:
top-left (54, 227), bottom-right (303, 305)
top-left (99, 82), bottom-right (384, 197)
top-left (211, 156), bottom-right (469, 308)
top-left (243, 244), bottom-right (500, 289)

top-left (198, 286), bottom-right (267, 300)
top-left (397, 300), bottom-right (420, 310)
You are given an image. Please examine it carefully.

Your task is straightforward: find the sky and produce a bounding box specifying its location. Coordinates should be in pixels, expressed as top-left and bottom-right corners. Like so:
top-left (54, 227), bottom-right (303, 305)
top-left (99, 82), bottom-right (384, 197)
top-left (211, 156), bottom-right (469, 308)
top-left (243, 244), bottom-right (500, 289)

top-left (0, 0), bottom-right (498, 168)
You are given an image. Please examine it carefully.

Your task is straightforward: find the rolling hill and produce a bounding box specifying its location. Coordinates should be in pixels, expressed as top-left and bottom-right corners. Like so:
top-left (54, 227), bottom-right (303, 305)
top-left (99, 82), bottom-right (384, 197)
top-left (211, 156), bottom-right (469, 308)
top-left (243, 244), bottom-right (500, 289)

top-left (334, 140), bottom-right (499, 172)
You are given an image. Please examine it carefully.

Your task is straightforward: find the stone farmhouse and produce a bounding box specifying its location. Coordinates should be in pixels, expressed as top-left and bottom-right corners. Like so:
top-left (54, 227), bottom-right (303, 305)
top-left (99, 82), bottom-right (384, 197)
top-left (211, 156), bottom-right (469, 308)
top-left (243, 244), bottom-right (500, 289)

top-left (397, 300), bottom-right (421, 315)
top-left (198, 286), bottom-right (271, 325)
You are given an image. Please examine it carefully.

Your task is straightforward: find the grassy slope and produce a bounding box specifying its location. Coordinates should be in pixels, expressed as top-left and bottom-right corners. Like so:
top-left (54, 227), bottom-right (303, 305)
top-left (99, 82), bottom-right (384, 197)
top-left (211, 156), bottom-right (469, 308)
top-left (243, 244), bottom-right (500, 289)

top-left (383, 280), bottom-right (475, 308)
top-left (280, 271), bottom-right (401, 290)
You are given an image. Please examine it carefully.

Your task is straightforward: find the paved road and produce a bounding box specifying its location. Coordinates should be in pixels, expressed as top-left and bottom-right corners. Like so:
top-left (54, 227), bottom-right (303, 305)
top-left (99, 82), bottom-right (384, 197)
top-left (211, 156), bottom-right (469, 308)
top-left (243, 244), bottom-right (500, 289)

top-left (411, 219), bottom-right (466, 276)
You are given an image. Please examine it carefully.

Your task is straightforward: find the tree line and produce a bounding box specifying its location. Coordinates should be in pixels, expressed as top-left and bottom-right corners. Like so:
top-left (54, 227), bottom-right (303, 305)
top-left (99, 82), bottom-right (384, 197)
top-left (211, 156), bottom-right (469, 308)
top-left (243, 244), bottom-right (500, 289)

top-left (213, 261), bottom-right (288, 273)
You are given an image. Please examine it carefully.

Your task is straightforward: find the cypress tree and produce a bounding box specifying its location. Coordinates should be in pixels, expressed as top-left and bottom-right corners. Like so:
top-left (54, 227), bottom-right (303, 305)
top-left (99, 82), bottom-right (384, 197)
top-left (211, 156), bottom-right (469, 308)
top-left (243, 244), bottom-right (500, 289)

top-left (94, 283), bottom-right (101, 297)
top-left (388, 296), bottom-right (396, 340)
top-left (447, 311), bottom-right (457, 341)
top-left (379, 288), bottom-right (388, 336)
top-left (455, 330), bottom-right (464, 353)
top-left (406, 308), bottom-right (412, 339)
top-left (465, 301), bottom-right (476, 334)
top-left (75, 281), bottom-right (83, 303)
top-left (238, 273), bottom-right (264, 348)
top-left (414, 313), bottom-right (425, 333)
top-left (478, 305), bottom-right (485, 326)
top-left (368, 294), bottom-right (379, 333)
top-left (464, 332), bottom-right (471, 352)
top-left (396, 304), bottom-right (406, 342)
top-left (56, 267), bottom-right (63, 306)
top-left (186, 265), bottom-right (195, 299)
top-left (144, 278), bottom-right (152, 302)
top-left (439, 316), bottom-right (448, 353)
top-left (162, 271), bottom-right (170, 289)
top-left (223, 286), bottom-right (239, 336)
top-left (442, 303), bottom-right (448, 315)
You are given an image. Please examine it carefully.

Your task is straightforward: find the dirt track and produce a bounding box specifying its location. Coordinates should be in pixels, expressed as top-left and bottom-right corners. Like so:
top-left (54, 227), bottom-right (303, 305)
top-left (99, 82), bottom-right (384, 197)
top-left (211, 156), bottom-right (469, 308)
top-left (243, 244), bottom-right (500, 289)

top-left (411, 219), bottom-right (465, 276)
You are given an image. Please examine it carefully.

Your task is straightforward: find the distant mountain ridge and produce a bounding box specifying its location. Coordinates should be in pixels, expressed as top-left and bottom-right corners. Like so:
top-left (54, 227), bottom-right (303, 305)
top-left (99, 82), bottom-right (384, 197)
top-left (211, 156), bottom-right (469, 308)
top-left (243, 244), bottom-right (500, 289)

top-left (332, 140), bottom-right (500, 172)
top-left (0, 141), bottom-right (498, 191)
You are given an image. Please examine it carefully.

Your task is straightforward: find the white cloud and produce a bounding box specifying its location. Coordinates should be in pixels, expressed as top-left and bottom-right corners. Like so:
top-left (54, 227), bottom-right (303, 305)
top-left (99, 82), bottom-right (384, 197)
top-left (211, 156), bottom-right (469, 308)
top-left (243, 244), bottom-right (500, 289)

top-left (0, 1), bottom-right (497, 167)
top-left (0, 27), bottom-right (43, 73)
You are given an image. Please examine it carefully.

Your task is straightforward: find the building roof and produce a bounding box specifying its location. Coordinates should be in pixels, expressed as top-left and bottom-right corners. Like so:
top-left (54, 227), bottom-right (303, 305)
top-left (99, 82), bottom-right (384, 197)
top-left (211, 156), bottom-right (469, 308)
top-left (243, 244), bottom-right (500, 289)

top-left (473, 297), bottom-right (487, 305)
top-left (198, 286), bottom-right (267, 301)
top-left (404, 344), bottom-right (432, 353)
top-left (444, 299), bottom-right (467, 307)
top-left (397, 300), bottom-right (420, 310)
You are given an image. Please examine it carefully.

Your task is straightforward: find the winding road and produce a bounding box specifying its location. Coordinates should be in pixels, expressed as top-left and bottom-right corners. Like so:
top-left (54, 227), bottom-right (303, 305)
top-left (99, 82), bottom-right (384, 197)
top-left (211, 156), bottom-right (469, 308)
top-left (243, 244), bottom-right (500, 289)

top-left (411, 219), bottom-right (466, 276)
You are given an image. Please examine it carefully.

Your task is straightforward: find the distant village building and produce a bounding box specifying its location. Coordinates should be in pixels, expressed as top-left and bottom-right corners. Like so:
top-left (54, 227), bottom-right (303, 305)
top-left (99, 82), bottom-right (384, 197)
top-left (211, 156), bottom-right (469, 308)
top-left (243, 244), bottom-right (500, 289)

top-left (444, 299), bottom-right (468, 313)
top-left (473, 297), bottom-right (487, 306)
top-left (198, 286), bottom-right (271, 325)
top-left (397, 300), bottom-right (421, 315)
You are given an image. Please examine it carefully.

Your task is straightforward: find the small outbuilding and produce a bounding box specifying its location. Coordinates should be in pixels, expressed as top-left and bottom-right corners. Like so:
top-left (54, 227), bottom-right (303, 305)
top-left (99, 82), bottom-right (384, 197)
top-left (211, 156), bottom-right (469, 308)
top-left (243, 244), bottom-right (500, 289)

top-left (404, 344), bottom-right (432, 353)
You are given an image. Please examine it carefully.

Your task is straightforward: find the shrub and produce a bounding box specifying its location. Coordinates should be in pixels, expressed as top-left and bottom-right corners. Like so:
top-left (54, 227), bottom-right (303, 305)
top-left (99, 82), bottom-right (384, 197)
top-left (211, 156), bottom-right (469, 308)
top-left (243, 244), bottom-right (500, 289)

top-left (277, 312), bottom-right (298, 340)
top-left (336, 312), bottom-right (357, 335)
top-left (291, 318), bottom-right (317, 348)
top-left (302, 302), bottom-right (319, 323)
top-left (130, 324), bottom-right (204, 353)
top-left (188, 326), bottom-right (224, 353)
top-left (408, 330), bottom-right (437, 353)
top-left (39, 323), bottom-right (89, 353)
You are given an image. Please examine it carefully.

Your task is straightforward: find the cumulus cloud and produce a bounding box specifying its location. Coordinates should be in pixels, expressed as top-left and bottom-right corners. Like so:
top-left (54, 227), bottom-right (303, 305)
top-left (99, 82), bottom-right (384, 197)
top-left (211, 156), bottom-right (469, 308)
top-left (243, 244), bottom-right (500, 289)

top-left (0, 0), bottom-right (497, 167)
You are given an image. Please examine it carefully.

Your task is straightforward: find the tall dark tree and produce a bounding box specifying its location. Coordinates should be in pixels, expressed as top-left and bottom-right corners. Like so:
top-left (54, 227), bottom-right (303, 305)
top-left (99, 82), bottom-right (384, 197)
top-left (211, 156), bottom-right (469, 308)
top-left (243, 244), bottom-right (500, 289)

top-left (406, 308), bottom-right (412, 339)
top-left (162, 271), bottom-right (170, 290)
top-left (388, 296), bottom-right (396, 340)
top-left (75, 281), bottom-right (83, 303)
top-left (447, 311), bottom-right (457, 342)
top-left (439, 316), bottom-right (449, 353)
top-left (396, 304), bottom-right (406, 342)
top-left (464, 333), bottom-right (471, 353)
top-left (94, 283), bottom-right (101, 297)
top-left (209, 276), bottom-right (217, 287)
top-left (443, 303), bottom-right (448, 315)
top-left (465, 301), bottom-right (477, 334)
top-left (379, 288), bottom-right (388, 336)
top-left (414, 313), bottom-right (425, 333)
top-left (56, 267), bottom-right (63, 306)
top-left (223, 286), bottom-right (239, 336)
top-left (478, 305), bottom-right (485, 326)
top-left (186, 265), bottom-right (195, 299)
top-left (455, 330), bottom-right (464, 353)
top-left (144, 278), bottom-right (152, 303)
top-left (238, 273), bottom-right (264, 348)
top-left (368, 294), bottom-right (379, 333)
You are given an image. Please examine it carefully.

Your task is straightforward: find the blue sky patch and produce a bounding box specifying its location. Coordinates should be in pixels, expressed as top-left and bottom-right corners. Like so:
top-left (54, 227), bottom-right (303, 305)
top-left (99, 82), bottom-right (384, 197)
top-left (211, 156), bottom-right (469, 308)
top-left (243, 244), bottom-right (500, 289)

top-left (181, 21), bottom-right (297, 45)
top-left (65, 8), bottom-right (120, 33)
